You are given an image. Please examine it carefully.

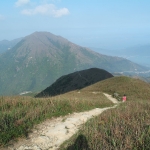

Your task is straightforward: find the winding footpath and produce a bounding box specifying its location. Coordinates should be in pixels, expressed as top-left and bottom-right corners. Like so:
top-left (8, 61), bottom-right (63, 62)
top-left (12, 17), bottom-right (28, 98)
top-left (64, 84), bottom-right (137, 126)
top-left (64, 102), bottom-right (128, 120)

top-left (6, 93), bottom-right (119, 150)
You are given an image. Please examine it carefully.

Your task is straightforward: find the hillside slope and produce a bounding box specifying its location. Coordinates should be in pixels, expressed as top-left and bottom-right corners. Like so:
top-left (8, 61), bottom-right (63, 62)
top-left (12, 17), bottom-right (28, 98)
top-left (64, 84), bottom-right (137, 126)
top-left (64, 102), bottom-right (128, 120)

top-left (0, 31), bottom-right (148, 95)
top-left (60, 76), bottom-right (150, 150)
top-left (82, 76), bottom-right (150, 101)
top-left (35, 68), bottom-right (113, 97)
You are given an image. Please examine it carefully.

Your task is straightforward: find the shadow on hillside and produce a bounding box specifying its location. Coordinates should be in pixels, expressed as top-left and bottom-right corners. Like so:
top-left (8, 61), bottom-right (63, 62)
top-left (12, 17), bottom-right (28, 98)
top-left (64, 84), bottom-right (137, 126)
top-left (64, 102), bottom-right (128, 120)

top-left (35, 68), bottom-right (113, 98)
top-left (66, 134), bottom-right (90, 150)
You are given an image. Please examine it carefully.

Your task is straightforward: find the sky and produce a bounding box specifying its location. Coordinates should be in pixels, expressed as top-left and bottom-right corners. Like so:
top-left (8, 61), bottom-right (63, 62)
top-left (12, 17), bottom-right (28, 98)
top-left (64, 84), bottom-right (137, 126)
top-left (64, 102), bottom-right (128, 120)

top-left (0, 0), bottom-right (150, 50)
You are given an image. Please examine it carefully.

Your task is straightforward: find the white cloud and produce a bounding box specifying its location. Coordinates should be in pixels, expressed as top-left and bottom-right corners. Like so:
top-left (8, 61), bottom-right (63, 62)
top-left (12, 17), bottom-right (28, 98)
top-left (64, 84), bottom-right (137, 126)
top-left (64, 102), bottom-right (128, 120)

top-left (15, 0), bottom-right (30, 7)
top-left (21, 4), bottom-right (69, 17)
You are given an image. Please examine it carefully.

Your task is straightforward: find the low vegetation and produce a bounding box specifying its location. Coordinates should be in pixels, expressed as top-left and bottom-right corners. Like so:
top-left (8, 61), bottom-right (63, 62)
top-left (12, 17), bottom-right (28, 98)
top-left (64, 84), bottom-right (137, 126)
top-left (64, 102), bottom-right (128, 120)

top-left (1, 76), bottom-right (150, 149)
top-left (60, 101), bottom-right (150, 150)
top-left (60, 76), bottom-right (150, 150)
top-left (0, 91), bottom-right (113, 147)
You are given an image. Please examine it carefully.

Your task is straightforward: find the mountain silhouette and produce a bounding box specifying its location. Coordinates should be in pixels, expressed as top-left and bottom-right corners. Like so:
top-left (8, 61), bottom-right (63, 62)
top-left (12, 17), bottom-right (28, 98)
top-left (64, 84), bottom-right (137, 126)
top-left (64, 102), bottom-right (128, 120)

top-left (35, 68), bottom-right (113, 97)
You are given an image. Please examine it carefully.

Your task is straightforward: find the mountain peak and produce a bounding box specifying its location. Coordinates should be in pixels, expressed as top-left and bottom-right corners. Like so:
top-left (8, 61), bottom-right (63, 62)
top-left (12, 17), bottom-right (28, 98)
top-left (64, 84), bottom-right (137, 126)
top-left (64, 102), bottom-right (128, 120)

top-left (0, 32), bottom-right (148, 95)
top-left (12, 31), bottom-right (70, 59)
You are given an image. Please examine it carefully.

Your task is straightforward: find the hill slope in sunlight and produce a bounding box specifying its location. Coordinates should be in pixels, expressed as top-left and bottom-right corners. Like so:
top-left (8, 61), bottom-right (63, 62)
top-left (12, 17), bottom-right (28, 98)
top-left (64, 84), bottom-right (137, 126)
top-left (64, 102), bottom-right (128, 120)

top-left (82, 76), bottom-right (150, 101)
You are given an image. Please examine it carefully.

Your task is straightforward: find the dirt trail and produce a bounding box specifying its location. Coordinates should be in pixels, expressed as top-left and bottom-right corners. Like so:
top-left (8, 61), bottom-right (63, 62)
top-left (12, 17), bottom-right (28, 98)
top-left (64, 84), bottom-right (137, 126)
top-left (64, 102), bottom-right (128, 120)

top-left (6, 93), bottom-right (118, 150)
top-left (103, 93), bottom-right (119, 103)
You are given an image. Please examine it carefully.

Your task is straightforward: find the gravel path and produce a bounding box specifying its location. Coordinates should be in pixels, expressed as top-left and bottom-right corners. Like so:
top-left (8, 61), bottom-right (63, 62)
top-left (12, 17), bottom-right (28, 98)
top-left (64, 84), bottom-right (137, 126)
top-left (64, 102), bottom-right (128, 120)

top-left (6, 93), bottom-right (118, 150)
top-left (103, 93), bottom-right (119, 103)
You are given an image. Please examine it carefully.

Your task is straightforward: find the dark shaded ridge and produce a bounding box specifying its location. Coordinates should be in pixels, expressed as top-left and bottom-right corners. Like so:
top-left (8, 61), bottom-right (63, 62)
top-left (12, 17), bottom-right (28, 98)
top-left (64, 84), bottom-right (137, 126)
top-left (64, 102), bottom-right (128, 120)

top-left (35, 68), bottom-right (113, 97)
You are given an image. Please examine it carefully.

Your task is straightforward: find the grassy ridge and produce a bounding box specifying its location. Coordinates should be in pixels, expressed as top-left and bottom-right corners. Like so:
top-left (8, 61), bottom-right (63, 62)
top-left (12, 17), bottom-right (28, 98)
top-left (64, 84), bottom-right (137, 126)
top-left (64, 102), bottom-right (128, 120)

top-left (82, 76), bottom-right (150, 101)
top-left (60, 76), bottom-right (150, 150)
top-left (0, 92), bottom-right (113, 146)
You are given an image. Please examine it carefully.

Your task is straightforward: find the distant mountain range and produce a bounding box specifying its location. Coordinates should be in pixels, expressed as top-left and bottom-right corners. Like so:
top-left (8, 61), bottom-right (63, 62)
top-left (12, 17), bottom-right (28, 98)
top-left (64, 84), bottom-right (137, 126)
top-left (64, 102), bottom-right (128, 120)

top-left (35, 68), bottom-right (113, 97)
top-left (0, 38), bottom-right (22, 54)
top-left (91, 45), bottom-right (150, 67)
top-left (0, 31), bottom-right (148, 95)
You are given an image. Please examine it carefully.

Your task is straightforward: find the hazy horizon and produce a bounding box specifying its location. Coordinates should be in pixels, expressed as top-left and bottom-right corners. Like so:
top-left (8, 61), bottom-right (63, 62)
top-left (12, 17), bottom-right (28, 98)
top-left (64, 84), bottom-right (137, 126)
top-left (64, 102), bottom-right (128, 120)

top-left (0, 0), bottom-right (150, 50)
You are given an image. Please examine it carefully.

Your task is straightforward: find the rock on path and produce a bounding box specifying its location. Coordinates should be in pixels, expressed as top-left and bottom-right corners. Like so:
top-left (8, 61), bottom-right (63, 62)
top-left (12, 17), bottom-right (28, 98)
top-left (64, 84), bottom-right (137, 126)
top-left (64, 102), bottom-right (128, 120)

top-left (6, 93), bottom-right (118, 150)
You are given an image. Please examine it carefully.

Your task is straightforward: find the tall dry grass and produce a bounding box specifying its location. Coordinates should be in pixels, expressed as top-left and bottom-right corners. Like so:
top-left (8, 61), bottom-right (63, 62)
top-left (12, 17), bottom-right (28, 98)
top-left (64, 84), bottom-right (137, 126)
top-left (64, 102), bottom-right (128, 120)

top-left (60, 101), bottom-right (150, 150)
top-left (0, 91), bottom-right (113, 146)
top-left (60, 76), bottom-right (150, 150)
